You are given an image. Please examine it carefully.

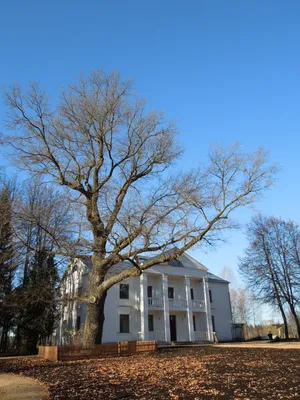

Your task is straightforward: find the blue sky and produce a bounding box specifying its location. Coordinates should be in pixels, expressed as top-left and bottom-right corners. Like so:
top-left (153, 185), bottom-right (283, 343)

top-left (1, 1), bottom-right (300, 296)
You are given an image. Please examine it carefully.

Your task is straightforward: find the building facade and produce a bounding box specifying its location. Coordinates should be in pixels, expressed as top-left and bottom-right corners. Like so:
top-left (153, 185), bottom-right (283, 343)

top-left (56, 252), bottom-right (233, 344)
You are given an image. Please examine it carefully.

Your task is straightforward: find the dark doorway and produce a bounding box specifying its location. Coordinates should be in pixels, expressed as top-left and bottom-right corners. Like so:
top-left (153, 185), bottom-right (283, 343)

top-left (169, 315), bottom-right (177, 341)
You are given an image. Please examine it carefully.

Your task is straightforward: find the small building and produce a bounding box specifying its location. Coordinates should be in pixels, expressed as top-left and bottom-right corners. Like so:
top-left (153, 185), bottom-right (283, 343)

top-left (232, 323), bottom-right (245, 341)
top-left (56, 252), bottom-right (233, 344)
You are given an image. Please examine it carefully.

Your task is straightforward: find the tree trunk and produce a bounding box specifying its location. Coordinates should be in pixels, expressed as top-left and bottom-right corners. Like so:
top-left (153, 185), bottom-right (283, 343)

top-left (83, 291), bottom-right (107, 347)
top-left (0, 322), bottom-right (9, 352)
top-left (277, 302), bottom-right (289, 339)
top-left (289, 304), bottom-right (300, 339)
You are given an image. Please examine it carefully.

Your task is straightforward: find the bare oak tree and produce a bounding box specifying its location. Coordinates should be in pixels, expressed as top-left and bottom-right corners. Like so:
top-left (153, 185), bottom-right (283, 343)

top-left (2, 71), bottom-right (276, 345)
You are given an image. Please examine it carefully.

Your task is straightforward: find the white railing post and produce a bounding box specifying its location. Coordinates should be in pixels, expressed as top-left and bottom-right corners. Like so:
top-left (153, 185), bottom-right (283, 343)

top-left (140, 273), bottom-right (148, 341)
top-left (185, 276), bottom-right (195, 342)
top-left (162, 274), bottom-right (170, 342)
top-left (203, 277), bottom-right (213, 342)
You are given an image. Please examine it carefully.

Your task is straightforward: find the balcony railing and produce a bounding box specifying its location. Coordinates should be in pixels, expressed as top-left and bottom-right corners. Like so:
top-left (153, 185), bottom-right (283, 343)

top-left (169, 298), bottom-right (187, 308)
top-left (148, 331), bottom-right (165, 342)
top-left (146, 297), bottom-right (204, 310)
top-left (192, 300), bottom-right (206, 309)
top-left (148, 297), bottom-right (164, 308)
top-left (194, 331), bottom-right (209, 341)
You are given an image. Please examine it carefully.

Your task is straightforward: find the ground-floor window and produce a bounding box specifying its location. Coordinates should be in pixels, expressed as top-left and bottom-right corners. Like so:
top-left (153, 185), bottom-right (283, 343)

top-left (211, 315), bottom-right (216, 332)
top-left (193, 315), bottom-right (196, 331)
top-left (76, 316), bottom-right (81, 331)
top-left (148, 315), bottom-right (154, 331)
top-left (120, 314), bottom-right (130, 333)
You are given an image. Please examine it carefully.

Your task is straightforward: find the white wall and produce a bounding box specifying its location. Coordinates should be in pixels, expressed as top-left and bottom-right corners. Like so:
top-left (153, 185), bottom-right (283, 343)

top-left (102, 276), bottom-right (140, 342)
top-left (209, 282), bottom-right (233, 341)
top-left (190, 279), bottom-right (205, 301)
top-left (193, 312), bottom-right (207, 331)
top-left (147, 275), bottom-right (163, 298)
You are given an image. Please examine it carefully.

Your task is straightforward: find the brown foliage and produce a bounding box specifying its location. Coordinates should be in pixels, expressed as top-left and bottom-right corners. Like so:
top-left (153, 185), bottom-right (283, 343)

top-left (1, 347), bottom-right (300, 399)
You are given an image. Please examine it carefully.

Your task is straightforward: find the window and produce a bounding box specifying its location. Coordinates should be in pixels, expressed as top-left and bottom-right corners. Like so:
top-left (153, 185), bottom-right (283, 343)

top-left (211, 315), bottom-right (216, 332)
top-left (76, 316), bottom-right (81, 331)
top-left (120, 284), bottom-right (129, 299)
top-left (120, 314), bottom-right (130, 333)
top-left (168, 287), bottom-right (174, 299)
top-left (193, 315), bottom-right (196, 331)
top-left (147, 286), bottom-right (153, 298)
top-left (170, 259), bottom-right (183, 267)
top-left (148, 315), bottom-right (154, 331)
top-left (209, 289), bottom-right (212, 303)
top-left (190, 288), bottom-right (194, 300)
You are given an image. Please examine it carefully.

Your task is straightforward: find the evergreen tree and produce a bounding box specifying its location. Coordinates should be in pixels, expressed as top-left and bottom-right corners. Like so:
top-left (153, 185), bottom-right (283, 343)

top-left (18, 249), bottom-right (58, 353)
top-left (0, 185), bottom-right (16, 351)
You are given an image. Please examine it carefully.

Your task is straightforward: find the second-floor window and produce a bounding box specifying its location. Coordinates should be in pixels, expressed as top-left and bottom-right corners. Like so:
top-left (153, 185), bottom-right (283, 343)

top-left (168, 287), bottom-right (174, 299)
top-left (190, 288), bottom-right (194, 300)
top-left (120, 284), bottom-right (129, 299)
top-left (147, 285), bottom-right (153, 298)
top-left (148, 315), bottom-right (154, 331)
top-left (209, 289), bottom-right (213, 303)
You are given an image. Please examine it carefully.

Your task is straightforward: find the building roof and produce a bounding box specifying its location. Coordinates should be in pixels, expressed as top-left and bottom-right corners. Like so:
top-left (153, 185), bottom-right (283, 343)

top-left (62, 250), bottom-right (227, 282)
top-left (207, 272), bottom-right (229, 283)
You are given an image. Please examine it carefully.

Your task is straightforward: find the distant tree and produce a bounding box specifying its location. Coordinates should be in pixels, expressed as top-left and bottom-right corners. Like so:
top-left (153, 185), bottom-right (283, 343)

top-left (12, 178), bottom-right (71, 351)
top-left (230, 288), bottom-right (251, 325)
top-left (219, 266), bottom-right (238, 287)
top-left (14, 178), bottom-right (72, 283)
top-left (0, 181), bottom-right (18, 351)
top-left (239, 215), bottom-right (300, 339)
top-left (219, 266), bottom-right (251, 325)
top-left (3, 71), bottom-right (277, 345)
top-left (17, 250), bottom-right (58, 353)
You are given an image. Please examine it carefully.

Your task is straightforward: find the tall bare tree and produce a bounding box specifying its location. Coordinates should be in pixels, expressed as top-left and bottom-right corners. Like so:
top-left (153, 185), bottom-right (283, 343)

top-left (14, 178), bottom-right (73, 283)
top-left (2, 71), bottom-right (276, 345)
top-left (239, 215), bottom-right (300, 339)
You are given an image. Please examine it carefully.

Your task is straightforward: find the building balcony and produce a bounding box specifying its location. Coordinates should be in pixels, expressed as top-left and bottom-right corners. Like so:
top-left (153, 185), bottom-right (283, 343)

top-left (148, 297), bottom-right (164, 308)
top-left (169, 298), bottom-right (187, 309)
top-left (146, 297), bottom-right (205, 311)
top-left (194, 331), bottom-right (209, 341)
top-left (191, 299), bottom-right (206, 310)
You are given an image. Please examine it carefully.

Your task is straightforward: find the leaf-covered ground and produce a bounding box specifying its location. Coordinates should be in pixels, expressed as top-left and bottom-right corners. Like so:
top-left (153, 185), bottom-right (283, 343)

top-left (0, 347), bottom-right (299, 399)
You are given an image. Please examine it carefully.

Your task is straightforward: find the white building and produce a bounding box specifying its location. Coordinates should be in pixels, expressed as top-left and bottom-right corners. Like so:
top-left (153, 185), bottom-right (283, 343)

top-left (56, 252), bottom-right (233, 344)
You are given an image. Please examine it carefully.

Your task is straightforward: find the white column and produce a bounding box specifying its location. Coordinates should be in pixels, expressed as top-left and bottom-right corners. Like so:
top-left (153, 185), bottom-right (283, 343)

top-left (203, 277), bottom-right (213, 342)
top-left (72, 302), bottom-right (77, 333)
top-left (185, 276), bottom-right (195, 342)
top-left (162, 274), bottom-right (170, 342)
top-left (140, 273), bottom-right (148, 340)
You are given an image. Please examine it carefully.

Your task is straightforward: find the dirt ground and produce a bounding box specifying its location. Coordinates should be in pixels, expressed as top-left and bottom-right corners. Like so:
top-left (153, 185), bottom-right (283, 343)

top-left (0, 346), bottom-right (300, 399)
top-left (0, 373), bottom-right (49, 400)
top-left (216, 340), bottom-right (300, 349)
